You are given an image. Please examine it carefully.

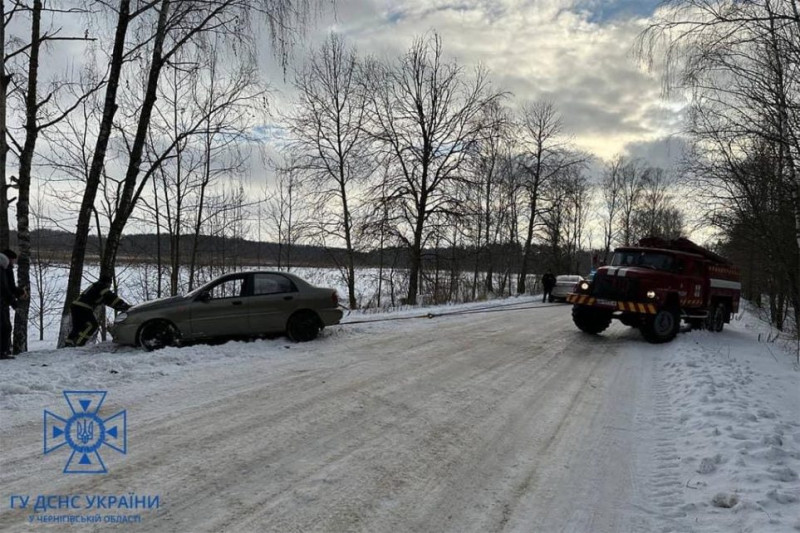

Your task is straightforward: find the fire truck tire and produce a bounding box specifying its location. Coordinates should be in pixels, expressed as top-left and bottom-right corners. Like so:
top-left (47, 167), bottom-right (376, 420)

top-left (572, 306), bottom-right (612, 335)
top-left (641, 308), bottom-right (680, 343)
top-left (706, 303), bottom-right (726, 333)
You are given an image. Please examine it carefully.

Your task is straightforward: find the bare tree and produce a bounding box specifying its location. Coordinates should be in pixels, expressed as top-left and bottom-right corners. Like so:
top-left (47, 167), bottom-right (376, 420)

top-left (288, 33), bottom-right (372, 309)
top-left (631, 167), bottom-right (684, 241)
top-left (618, 158), bottom-right (648, 246)
top-left (516, 101), bottom-right (584, 292)
top-left (600, 155), bottom-right (623, 261)
top-left (0, 1), bottom-right (20, 249)
top-left (29, 183), bottom-right (61, 341)
top-left (4, 0), bottom-right (98, 353)
top-left (264, 162), bottom-right (306, 271)
top-left (468, 101), bottom-right (512, 295)
top-left (57, 0), bottom-right (139, 347)
top-left (364, 33), bottom-right (505, 305)
top-left (56, 0), bottom-right (316, 347)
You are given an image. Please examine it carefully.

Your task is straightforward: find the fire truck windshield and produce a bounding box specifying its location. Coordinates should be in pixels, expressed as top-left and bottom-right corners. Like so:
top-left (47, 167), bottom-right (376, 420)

top-left (611, 251), bottom-right (674, 271)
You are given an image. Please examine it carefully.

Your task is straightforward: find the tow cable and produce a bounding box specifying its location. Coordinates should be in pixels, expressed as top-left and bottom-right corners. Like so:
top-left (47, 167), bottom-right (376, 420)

top-left (339, 300), bottom-right (567, 326)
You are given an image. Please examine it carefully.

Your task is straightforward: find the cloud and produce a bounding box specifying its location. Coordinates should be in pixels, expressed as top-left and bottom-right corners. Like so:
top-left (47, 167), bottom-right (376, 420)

top-left (26, 0), bottom-right (687, 213)
top-left (279, 0), bottom-right (683, 162)
top-left (623, 135), bottom-right (689, 172)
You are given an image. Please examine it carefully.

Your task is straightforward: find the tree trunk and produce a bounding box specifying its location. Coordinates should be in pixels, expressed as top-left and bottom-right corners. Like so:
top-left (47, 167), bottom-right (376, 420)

top-left (12, 0), bottom-right (43, 354)
top-left (153, 177), bottom-right (163, 298)
top-left (99, 0), bottom-right (170, 279)
top-left (58, 0), bottom-right (131, 347)
top-left (406, 210), bottom-right (425, 305)
top-left (518, 191), bottom-right (538, 294)
top-left (340, 178), bottom-right (357, 309)
top-left (0, 1), bottom-right (10, 250)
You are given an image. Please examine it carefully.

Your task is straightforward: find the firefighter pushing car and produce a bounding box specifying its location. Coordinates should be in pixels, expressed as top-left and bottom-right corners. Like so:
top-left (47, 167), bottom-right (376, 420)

top-left (65, 275), bottom-right (131, 347)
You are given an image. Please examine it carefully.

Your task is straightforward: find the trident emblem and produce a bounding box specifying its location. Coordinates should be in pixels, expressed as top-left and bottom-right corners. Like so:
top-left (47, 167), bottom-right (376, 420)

top-left (76, 419), bottom-right (94, 444)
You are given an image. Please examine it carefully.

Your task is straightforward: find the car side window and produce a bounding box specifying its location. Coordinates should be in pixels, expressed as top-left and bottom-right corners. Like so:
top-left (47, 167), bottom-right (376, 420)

top-left (253, 274), bottom-right (296, 295)
top-left (208, 277), bottom-right (246, 299)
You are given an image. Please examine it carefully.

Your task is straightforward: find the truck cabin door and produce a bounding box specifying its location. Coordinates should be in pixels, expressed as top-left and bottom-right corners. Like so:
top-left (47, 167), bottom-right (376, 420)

top-left (682, 258), bottom-right (706, 309)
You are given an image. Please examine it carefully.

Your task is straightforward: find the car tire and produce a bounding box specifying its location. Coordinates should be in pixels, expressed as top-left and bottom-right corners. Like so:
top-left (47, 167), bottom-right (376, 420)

top-left (138, 320), bottom-right (179, 351)
top-left (641, 308), bottom-right (680, 343)
top-left (572, 305), bottom-right (612, 335)
top-left (286, 311), bottom-right (321, 343)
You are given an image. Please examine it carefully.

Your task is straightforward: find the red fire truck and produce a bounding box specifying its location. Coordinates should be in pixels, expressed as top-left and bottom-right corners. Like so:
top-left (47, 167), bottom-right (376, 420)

top-left (567, 237), bottom-right (741, 343)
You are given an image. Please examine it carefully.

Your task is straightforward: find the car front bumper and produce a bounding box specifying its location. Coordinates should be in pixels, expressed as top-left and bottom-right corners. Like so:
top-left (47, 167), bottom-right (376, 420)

top-left (550, 286), bottom-right (574, 298)
top-left (110, 322), bottom-right (140, 346)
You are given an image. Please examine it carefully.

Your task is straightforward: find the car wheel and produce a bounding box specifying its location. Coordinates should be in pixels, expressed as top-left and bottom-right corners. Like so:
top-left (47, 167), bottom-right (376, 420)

top-left (286, 311), bottom-right (321, 343)
top-left (138, 320), bottom-right (179, 351)
top-left (641, 308), bottom-right (680, 343)
top-left (572, 306), bottom-right (612, 335)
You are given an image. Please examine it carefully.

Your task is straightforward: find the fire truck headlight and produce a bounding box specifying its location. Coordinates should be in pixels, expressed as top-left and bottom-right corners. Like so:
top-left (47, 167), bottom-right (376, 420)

top-left (579, 281), bottom-right (590, 291)
top-left (646, 290), bottom-right (656, 299)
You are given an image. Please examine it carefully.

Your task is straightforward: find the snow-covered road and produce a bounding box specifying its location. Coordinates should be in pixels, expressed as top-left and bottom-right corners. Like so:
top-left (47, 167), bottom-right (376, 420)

top-left (1, 301), bottom-right (798, 532)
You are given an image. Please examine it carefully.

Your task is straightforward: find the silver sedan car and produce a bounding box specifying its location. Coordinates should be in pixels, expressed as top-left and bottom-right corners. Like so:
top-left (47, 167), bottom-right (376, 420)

top-left (550, 275), bottom-right (584, 302)
top-left (111, 271), bottom-right (343, 350)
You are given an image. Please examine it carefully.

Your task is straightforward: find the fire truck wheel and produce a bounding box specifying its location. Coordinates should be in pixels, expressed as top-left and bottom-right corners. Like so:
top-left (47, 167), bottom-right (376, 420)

top-left (572, 306), bottom-right (612, 335)
top-left (706, 303), bottom-right (726, 333)
top-left (641, 308), bottom-right (680, 343)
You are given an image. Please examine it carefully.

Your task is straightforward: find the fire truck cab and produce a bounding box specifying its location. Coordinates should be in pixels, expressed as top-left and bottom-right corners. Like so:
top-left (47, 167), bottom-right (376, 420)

top-left (567, 237), bottom-right (741, 343)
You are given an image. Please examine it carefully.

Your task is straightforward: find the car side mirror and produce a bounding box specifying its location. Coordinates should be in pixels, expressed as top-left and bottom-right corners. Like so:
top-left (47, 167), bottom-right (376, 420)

top-left (197, 291), bottom-right (211, 303)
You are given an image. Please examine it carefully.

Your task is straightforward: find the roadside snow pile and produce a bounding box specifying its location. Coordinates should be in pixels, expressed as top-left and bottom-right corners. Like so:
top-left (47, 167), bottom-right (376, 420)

top-left (651, 310), bottom-right (800, 532)
top-left (0, 327), bottom-right (352, 429)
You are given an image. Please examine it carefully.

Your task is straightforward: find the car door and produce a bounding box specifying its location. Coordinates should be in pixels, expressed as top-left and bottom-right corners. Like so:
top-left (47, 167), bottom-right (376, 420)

top-left (247, 273), bottom-right (301, 334)
top-left (188, 274), bottom-right (252, 339)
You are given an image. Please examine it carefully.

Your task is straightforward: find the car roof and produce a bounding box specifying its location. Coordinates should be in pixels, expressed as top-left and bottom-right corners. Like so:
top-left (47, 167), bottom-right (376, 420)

top-left (203, 270), bottom-right (313, 287)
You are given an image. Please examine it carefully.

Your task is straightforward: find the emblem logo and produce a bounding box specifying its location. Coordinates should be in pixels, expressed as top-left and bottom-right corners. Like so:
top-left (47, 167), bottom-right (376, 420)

top-left (43, 391), bottom-right (127, 474)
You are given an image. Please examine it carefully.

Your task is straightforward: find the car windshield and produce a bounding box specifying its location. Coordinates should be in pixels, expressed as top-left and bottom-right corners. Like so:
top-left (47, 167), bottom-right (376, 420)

top-left (186, 280), bottom-right (216, 298)
top-left (556, 276), bottom-right (581, 283)
top-left (611, 251), bottom-right (674, 271)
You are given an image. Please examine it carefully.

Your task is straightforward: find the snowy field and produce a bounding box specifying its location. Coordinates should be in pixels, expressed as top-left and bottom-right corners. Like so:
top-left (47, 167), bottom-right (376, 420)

top-left (1, 296), bottom-right (798, 532)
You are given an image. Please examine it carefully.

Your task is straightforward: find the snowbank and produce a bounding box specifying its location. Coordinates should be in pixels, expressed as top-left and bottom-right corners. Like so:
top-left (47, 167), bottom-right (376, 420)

top-left (636, 309), bottom-right (800, 532)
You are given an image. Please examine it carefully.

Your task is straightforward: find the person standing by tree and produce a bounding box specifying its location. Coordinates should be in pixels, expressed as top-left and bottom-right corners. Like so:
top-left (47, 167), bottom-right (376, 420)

top-left (65, 275), bottom-right (130, 348)
top-left (0, 250), bottom-right (25, 359)
top-left (541, 271), bottom-right (556, 303)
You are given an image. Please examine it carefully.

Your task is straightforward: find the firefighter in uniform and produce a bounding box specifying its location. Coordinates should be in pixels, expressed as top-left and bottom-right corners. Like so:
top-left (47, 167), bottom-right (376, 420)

top-left (541, 271), bottom-right (556, 303)
top-left (65, 275), bottom-right (131, 347)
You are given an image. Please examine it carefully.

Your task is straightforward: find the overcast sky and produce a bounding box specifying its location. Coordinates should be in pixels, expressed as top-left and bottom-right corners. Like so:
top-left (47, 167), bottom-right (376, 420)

top-left (14, 0), bottom-right (687, 177)
top-left (5, 1), bottom-right (695, 237)
top-left (260, 0), bottom-right (687, 169)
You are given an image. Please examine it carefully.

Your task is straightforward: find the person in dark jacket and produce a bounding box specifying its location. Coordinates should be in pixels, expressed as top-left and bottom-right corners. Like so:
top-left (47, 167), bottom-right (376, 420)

top-left (0, 250), bottom-right (26, 359)
top-left (541, 271), bottom-right (556, 303)
top-left (65, 275), bottom-right (130, 347)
